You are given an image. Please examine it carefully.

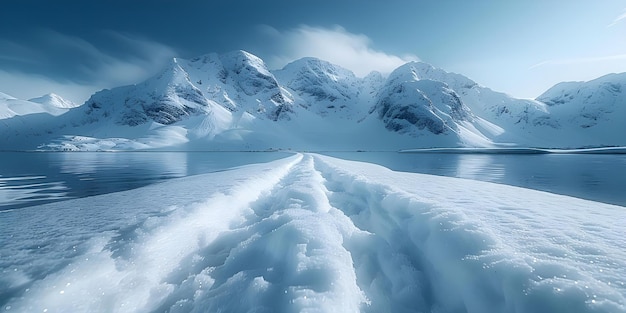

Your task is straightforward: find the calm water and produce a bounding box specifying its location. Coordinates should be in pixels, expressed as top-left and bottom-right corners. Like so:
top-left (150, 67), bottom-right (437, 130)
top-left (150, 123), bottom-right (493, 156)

top-left (0, 152), bottom-right (291, 210)
top-left (1, 151), bottom-right (625, 210)
top-left (324, 152), bottom-right (626, 207)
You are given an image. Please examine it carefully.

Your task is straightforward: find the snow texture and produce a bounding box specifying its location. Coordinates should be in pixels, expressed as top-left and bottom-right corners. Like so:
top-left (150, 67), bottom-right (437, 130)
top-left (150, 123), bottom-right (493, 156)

top-left (1, 154), bottom-right (624, 312)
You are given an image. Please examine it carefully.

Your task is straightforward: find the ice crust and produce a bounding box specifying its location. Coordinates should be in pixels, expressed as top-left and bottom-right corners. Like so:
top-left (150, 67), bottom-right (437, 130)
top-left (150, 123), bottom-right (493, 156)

top-left (1, 154), bottom-right (625, 312)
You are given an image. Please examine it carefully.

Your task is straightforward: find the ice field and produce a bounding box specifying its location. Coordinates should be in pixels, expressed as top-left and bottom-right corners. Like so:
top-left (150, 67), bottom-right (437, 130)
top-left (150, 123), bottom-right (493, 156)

top-left (1, 154), bottom-right (625, 312)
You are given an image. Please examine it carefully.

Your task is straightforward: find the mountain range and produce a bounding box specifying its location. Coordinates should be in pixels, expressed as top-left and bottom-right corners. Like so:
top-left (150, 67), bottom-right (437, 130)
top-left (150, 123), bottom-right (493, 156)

top-left (1, 50), bottom-right (624, 151)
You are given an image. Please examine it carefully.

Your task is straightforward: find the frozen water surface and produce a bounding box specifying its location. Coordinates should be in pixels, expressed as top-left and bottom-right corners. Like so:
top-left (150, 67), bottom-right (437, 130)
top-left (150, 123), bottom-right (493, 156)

top-left (1, 154), bottom-right (624, 312)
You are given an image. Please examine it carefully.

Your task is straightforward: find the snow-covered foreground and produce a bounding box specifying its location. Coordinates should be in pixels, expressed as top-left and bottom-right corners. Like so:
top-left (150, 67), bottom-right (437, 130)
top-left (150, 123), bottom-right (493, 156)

top-left (1, 154), bottom-right (625, 312)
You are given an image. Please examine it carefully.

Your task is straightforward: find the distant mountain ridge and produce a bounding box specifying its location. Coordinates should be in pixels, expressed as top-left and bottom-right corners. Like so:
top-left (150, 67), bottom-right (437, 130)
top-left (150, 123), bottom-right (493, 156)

top-left (28, 93), bottom-right (78, 109)
top-left (0, 92), bottom-right (71, 119)
top-left (1, 50), bottom-right (624, 151)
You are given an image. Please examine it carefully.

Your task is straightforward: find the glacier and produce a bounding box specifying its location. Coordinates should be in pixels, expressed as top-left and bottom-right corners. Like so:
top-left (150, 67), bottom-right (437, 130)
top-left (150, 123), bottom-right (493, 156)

top-left (1, 154), bottom-right (624, 312)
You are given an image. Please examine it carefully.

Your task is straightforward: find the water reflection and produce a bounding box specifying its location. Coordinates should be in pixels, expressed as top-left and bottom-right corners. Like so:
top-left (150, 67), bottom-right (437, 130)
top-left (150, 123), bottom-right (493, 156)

top-left (58, 152), bottom-right (188, 176)
top-left (322, 152), bottom-right (626, 207)
top-left (2, 151), bottom-right (625, 209)
top-left (454, 154), bottom-right (505, 182)
top-left (0, 152), bottom-right (290, 210)
top-left (0, 176), bottom-right (68, 206)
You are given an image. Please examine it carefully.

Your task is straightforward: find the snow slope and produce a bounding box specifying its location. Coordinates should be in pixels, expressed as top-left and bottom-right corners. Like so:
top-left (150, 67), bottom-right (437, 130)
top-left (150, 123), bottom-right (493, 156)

top-left (1, 154), bottom-right (624, 312)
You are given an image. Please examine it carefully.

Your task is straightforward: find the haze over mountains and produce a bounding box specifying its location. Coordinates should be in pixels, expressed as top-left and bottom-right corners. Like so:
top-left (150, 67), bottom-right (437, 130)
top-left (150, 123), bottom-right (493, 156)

top-left (1, 50), bottom-right (624, 151)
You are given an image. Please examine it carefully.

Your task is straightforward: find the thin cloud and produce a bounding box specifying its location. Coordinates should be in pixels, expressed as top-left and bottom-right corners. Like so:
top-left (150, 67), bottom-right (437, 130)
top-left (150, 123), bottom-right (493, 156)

top-left (37, 30), bottom-right (179, 85)
top-left (0, 30), bottom-right (178, 103)
top-left (0, 69), bottom-right (99, 104)
top-left (529, 54), bottom-right (626, 69)
top-left (0, 40), bottom-right (42, 64)
top-left (526, 53), bottom-right (626, 93)
top-left (608, 9), bottom-right (626, 27)
top-left (261, 25), bottom-right (418, 77)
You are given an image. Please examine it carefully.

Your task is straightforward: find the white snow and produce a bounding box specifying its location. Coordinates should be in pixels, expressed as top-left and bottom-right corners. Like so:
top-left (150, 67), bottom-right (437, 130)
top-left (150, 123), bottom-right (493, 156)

top-left (533, 73), bottom-right (626, 147)
top-left (1, 154), bottom-right (624, 312)
top-left (28, 93), bottom-right (79, 109)
top-left (0, 92), bottom-right (69, 120)
top-left (273, 57), bottom-right (368, 119)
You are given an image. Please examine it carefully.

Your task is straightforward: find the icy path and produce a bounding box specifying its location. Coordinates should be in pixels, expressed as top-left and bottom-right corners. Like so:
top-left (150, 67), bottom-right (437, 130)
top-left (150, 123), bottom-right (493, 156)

top-left (1, 154), bottom-right (625, 312)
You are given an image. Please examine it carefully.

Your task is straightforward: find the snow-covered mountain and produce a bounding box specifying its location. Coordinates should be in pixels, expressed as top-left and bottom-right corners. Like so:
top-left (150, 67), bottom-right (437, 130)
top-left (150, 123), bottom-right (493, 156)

top-left (380, 62), bottom-right (554, 145)
top-left (273, 57), bottom-right (369, 119)
top-left (372, 63), bottom-right (497, 147)
top-left (1, 50), bottom-right (624, 151)
top-left (533, 73), bottom-right (626, 147)
top-left (377, 62), bottom-right (626, 148)
top-left (77, 51), bottom-right (290, 127)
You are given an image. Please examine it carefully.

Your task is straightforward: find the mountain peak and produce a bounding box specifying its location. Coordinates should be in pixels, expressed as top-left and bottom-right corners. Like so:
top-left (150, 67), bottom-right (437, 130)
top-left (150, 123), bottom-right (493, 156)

top-left (154, 58), bottom-right (191, 85)
top-left (279, 57), bottom-right (357, 82)
top-left (223, 49), bottom-right (258, 59)
top-left (219, 50), bottom-right (271, 76)
top-left (389, 62), bottom-right (435, 80)
top-left (386, 61), bottom-right (477, 91)
top-left (28, 93), bottom-right (78, 109)
top-left (216, 50), bottom-right (286, 113)
top-left (272, 56), bottom-right (364, 118)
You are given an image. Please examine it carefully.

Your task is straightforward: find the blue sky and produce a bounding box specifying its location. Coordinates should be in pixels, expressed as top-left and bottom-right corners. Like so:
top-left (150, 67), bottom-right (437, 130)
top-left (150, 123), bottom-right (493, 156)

top-left (1, 0), bottom-right (625, 103)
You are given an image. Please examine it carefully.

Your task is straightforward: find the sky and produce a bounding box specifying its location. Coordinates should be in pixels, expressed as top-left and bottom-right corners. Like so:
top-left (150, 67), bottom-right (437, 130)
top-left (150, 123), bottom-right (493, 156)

top-left (1, 0), bottom-right (625, 104)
